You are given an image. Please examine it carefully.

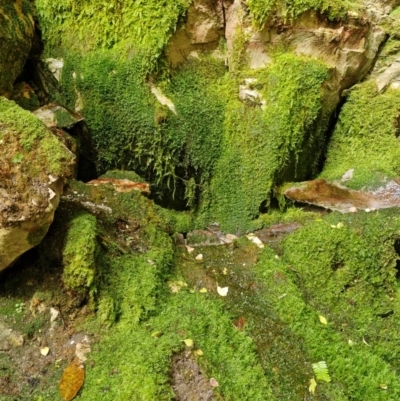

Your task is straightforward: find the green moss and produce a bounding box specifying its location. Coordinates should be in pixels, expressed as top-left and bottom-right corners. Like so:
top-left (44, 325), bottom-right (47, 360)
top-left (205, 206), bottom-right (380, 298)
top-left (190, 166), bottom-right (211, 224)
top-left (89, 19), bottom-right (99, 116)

top-left (206, 54), bottom-right (329, 232)
top-left (255, 210), bottom-right (400, 399)
top-left (380, 7), bottom-right (400, 38)
top-left (82, 290), bottom-right (272, 400)
top-left (62, 212), bottom-right (97, 293)
top-left (34, 0), bottom-right (191, 65)
top-left (100, 169), bottom-right (146, 182)
top-left (247, 0), bottom-right (357, 28)
top-left (320, 82), bottom-right (400, 189)
top-left (0, 97), bottom-right (74, 214)
top-left (0, 0), bottom-right (35, 94)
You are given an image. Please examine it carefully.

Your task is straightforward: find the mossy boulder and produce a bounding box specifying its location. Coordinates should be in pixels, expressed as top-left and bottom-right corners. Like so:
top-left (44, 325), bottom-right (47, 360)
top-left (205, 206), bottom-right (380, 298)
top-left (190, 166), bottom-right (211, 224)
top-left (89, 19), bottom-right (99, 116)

top-left (0, 97), bottom-right (75, 271)
top-left (0, 0), bottom-right (35, 96)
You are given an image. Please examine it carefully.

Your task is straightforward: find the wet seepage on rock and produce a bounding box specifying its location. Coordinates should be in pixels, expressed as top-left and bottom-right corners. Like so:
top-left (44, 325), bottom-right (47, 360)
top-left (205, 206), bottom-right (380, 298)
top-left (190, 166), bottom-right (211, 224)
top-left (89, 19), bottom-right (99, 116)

top-left (285, 178), bottom-right (400, 212)
top-left (172, 350), bottom-right (214, 401)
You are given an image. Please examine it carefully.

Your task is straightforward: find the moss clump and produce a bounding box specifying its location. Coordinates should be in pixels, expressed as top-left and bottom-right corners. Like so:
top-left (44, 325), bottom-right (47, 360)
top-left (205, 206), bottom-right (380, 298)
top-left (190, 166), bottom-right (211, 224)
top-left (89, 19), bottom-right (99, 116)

top-left (59, 53), bottom-right (226, 204)
top-left (0, 97), bottom-right (74, 222)
top-left (62, 212), bottom-right (97, 293)
top-left (82, 290), bottom-right (272, 400)
top-left (206, 54), bottom-right (329, 232)
top-left (380, 7), bottom-right (400, 38)
top-left (256, 210), bottom-right (400, 399)
top-left (35, 0), bottom-right (191, 64)
top-left (247, 0), bottom-right (357, 28)
top-left (320, 82), bottom-right (400, 189)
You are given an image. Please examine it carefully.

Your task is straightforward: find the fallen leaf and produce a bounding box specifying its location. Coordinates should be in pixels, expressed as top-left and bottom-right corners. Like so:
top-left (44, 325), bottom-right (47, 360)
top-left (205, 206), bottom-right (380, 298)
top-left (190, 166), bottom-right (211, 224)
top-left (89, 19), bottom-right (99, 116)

top-left (186, 245), bottom-right (195, 254)
top-left (362, 337), bottom-right (371, 347)
top-left (183, 338), bottom-right (194, 347)
top-left (337, 222), bottom-right (344, 229)
top-left (151, 331), bottom-right (163, 338)
top-left (195, 349), bottom-right (204, 356)
top-left (59, 358), bottom-right (85, 401)
top-left (210, 378), bottom-right (219, 387)
top-left (168, 280), bottom-right (187, 293)
top-left (50, 307), bottom-right (59, 323)
top-left (246, 233), bottom-right (264, 249)
top-left (233, 316), bottom-right (246, 331)
top-left (195, 254), bottom-right (203, 261)
top-left (319, 315), bottom-right (328, 325)
top-left (223, 267), bottom-right (228, 275)
top-left (217, 285), bottom-right (229, 297)
top-left (309, 378), bottom-right (317, 395)
top-left (40, 347), bottom-right (50, 356)
top-left (380, 383), bottom-right (388, 390)
top-left (199, 287), bottom-right (208, 293)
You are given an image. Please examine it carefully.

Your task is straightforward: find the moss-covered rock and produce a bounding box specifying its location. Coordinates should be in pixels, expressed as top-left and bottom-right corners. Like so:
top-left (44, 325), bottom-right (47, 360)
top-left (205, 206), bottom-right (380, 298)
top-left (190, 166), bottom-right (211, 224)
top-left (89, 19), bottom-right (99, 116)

top-left (256, 210), bottom-right (400, 399)
top-left (0, 0), bottom-right (35, 96)
top-left (320, 82), bottom-right (400, 189)
top-left (0, 97), bottom-right (75, 271)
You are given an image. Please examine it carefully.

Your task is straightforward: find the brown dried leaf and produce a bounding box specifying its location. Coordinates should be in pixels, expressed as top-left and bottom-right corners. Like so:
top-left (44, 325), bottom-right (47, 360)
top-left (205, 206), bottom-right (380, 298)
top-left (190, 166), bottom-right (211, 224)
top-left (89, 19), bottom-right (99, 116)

top-left (59, 358), bottom-right (85, 401)
top-left (233, 316), bottom-right (246, 331)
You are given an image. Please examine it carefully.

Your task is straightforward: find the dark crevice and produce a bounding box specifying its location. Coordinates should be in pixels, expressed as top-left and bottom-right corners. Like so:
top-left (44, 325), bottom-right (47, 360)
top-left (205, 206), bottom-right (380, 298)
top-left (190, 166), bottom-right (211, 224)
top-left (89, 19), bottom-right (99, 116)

top-left (394, 239), bottom-right (400, 279)
top-left (313, 96), bottom-right (347, 177)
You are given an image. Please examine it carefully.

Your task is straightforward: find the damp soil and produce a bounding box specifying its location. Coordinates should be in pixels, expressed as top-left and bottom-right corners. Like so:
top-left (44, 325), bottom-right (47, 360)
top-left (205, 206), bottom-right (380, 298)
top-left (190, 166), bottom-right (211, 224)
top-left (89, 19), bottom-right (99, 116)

top-left (0, 250), bottom-right (92, 400)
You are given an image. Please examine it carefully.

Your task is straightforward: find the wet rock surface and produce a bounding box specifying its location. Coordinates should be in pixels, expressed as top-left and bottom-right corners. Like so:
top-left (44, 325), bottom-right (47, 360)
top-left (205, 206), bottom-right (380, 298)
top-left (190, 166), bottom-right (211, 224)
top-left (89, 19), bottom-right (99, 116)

top-left (172, 351), bottom-right (214, 401)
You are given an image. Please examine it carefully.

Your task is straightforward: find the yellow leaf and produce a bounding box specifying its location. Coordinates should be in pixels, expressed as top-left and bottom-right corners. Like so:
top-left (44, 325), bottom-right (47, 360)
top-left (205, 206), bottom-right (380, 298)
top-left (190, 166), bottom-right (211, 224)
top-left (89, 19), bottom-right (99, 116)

top-left (186, 245), bottom-right (194, 253)
top-left (151, 331), bottom-right (163, 338)
top-left (210, 378), bottom-right (219, 387)
top-left (199, 288), bottom-right (208, 293)
top-left (309, 378), bottom-right (317, 395)
top-left (183, 338), bottom-right (194, 347)
top-left (59, 358), bottom-right (85, 401)
top-left (217, 285), bottom-right (229, 297)
top-left (319, 315), bottom-right (328, 325)
top-left (40, 347), bottom-right (50, 356)
top-left (337, 222), bottom-right (344, 229)
top-left (195, 349), bottom-right (204, 356)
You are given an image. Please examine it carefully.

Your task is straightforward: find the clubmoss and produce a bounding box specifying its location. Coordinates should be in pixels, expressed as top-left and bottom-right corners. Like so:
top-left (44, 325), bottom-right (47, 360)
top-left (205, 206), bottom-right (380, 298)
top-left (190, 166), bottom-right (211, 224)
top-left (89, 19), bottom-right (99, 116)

top-left (320, 82), bottom-right (400, 189)
top-left (62, 212), bottom-right (97, 293)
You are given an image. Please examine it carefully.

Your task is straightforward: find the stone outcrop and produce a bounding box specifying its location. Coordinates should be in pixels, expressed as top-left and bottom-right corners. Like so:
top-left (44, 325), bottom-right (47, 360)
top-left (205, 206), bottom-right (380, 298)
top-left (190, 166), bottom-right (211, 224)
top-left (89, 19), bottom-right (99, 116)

top-left (0, 0), bottom-right (35, 97)
top-left (285, 179), bottom-right (400, 213)
top-left (0, 98), bottom-right (75, 271)
top-left (166, 0), bottom-right (226, 65)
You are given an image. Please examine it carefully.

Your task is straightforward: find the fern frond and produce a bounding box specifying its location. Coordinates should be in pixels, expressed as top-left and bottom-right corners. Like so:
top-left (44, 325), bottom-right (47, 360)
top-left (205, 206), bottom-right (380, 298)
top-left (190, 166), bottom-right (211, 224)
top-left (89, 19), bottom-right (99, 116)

top-left (312, 361), bottom-right (331, 383)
